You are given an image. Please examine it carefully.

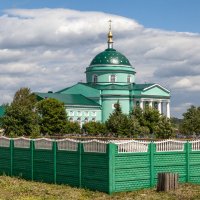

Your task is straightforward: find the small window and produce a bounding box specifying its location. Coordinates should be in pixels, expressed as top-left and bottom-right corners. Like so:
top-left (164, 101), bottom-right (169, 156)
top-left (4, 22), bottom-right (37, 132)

top-left (127, 75), bottom-right (131, 83)
top-left (92, 117), bottom-right (96, 122)
top-left (93, 75), bottom-right (98, 83)
top-left (110, 75), bottom-right (116, 83)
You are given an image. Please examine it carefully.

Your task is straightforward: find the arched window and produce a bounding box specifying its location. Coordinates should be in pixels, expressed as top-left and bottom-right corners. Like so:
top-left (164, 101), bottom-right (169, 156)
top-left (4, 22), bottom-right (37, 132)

top-left (127, 75), bottom-right (131, 83)
top-left (110, 74), bottom-right (116, 83)
top-left (93, 75), bottom-right (98, 83)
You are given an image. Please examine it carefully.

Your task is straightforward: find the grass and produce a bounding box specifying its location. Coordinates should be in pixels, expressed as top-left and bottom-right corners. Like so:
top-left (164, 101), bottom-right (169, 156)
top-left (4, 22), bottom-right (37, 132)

top-left (0, 176), bottom-right (200, 200)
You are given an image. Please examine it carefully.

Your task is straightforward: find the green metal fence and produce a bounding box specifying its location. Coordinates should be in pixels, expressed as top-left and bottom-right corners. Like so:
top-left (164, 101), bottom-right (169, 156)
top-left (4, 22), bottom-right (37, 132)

top-left (0, 137), bottom-right (200, 194)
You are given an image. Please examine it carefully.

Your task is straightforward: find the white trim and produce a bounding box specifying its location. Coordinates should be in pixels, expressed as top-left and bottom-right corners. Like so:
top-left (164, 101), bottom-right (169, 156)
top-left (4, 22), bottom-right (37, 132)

top-left (89, 64), bottom-right (132, 67)
top-left (143, 83), bottom-right (170, 93)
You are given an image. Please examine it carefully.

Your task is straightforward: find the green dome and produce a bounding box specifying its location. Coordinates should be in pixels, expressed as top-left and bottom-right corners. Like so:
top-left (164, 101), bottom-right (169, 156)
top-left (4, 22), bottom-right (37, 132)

top-left (90, 48), bottom-right (131, 66)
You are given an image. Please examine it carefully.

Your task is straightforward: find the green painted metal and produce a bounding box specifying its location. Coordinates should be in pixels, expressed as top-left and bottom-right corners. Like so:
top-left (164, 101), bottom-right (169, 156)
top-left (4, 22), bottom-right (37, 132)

top-left (12, 141), bottom-right (32, 180)
top-left (79, 143), bottom-right (82, 187)
top-left (10, 139), bottom-right (13, 176)
top-left (53, 141), bottom-right (57, 184)
top-left (56, 143), bottom-right (80, 187)
top-left (2, 140), bottom-right (200, 193)
top-left (108, 143), bottom-right (116, 194)
top-left (36, 92), bottom-right (100, 107)
top-left (89, 48), bottom-right (132, 66)
top-left (149, 143), bottom-right (155, 187)
top-left (31, 140), bottom-right (34, 181)
top-left (33, 141), bottom-right (54, 183)
top-left (0, 142), bottom-right (11, 176)
top-left (186, 142), bottom-right (190, 182)
top-left (81, 150), bottom-right (109, 193)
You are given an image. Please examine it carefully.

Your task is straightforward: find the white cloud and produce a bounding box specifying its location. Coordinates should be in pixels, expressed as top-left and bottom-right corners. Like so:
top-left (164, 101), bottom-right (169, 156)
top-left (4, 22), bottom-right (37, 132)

top-left (0, 8), bottom-right (200, 117)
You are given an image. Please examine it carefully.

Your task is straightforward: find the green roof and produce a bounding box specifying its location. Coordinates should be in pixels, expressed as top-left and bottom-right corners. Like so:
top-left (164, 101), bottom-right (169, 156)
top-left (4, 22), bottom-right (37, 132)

top-left (0, 105), bottom-right (6, 117)
top-left (132, 83), bottom-right (155, 90)
top-left (35, 93), bottom-right (100, 107)
top-left (90, 48), bottom-right (131, 66)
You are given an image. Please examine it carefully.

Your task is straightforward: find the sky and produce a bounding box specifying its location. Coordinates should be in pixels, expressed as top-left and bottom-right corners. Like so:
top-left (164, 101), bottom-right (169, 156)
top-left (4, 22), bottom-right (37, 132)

top-left (0, 0), bottom-right (200, 118)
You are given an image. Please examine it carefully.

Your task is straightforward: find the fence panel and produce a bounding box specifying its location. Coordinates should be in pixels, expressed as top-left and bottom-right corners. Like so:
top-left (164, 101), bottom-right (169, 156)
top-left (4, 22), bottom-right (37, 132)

top-left (154, 140), bottom-right (187, 184)
top-left (56, 139), bottom-right (80, 187)
top-left (0, 137), bottom-right (11, 175)
top-left (189, 140), bottom-right (200, 184)
top-left (113, 141), bottom-right (151, 192)
top-left (81, 140), bottom-right (109, 193)
top-left (13, 137), bottom-right (32, 180)
top-left (33, 138), bottom-right (54, 183)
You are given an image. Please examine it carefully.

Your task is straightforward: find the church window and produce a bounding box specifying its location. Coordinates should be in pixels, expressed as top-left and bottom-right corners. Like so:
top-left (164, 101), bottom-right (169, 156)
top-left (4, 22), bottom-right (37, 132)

top-left (93, 75), bottom-right (98, 83)
top-left (127, 75), bottom-right (131, 83)
top-left (110, 74), bottom-right (116, 83)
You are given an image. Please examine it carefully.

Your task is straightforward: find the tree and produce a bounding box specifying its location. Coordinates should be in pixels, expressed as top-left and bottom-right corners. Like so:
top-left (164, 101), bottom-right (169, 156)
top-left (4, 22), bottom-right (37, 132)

top-left (82, 121), bottom-right (107, 136)
top-left (154, 116), bottom-right (174, 139)
top-left (66, 121), bottom-right (81, 134)
top-left (37, 98), bottom-right (68, 135)
top-left (1, 88), bottom-right (40, 137)
top-left (131, 106), bottom-right (174, 139)
top-left (105, 101), bottom-right (138, 137)
top-left (180, 105), bottom-right (200, 137)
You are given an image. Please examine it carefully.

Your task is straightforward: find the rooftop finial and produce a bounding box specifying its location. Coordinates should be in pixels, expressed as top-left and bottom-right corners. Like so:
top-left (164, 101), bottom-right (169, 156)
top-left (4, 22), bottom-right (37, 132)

top-left (107, 19), bottom-right (113, 49)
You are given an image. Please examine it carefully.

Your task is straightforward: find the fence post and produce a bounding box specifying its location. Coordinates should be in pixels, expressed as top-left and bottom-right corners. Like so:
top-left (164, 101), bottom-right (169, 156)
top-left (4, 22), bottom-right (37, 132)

top-left (108, 143), bottom-right (116, 194)
top-left (78, 142), bottom-right (82, 188)
top-left (31, 140), bottom-right (34, 181)
top-left (10, 139), bottom-right (14, 176)
top-left (150, 142), bottom-right (155, 187)
top-left (186, 141), bottom-right (190, 182)
top-left (53, 141), bottom-right (57, 184)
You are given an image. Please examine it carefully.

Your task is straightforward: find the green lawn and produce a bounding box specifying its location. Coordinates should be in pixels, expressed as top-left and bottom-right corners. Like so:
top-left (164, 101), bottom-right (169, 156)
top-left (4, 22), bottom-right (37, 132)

top-left (0, 176), bottom-right (200, 200)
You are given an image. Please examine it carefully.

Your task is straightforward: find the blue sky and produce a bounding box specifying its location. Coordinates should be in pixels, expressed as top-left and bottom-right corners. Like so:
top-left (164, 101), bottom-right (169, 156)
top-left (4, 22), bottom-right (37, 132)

top-left (0, 1), bottom-right (200, 118)
top-left (1, 0), bottom-right (200, 33)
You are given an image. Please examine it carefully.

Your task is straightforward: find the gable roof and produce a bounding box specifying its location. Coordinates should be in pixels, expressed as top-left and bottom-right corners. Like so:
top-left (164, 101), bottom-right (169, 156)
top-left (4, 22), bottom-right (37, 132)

top-left (35, 92), bottom-right (100, 107)
top-left (143, 83), bottom-right (170, 93)
top-left (132, 83), bottom-right (155, 90)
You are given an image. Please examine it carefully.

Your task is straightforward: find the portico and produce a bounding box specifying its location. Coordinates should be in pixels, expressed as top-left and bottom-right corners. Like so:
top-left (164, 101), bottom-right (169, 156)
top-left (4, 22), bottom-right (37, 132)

top-left (134, 98), bottom-right (170, 118)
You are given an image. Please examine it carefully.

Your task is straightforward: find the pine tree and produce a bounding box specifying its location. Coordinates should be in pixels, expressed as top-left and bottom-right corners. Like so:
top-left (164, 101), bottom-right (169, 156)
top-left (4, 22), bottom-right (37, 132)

top-left (1, 88), bottom-right (40, 137)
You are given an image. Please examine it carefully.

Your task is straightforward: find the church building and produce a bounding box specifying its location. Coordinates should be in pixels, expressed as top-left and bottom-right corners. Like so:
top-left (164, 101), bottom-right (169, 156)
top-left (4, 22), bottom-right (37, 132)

top-left (36, 22), bottom-right (170, 126)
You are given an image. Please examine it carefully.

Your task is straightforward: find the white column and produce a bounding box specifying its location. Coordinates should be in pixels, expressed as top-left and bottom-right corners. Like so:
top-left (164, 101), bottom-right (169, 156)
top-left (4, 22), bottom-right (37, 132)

top-left (149, 100), bottom-right (153, 107)
top-left (166, 101), bottom-right (170, 118)
top-left (140, 99), bottom-right (144, 109)
top-left (158, 101), bottom-right (162, 114)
